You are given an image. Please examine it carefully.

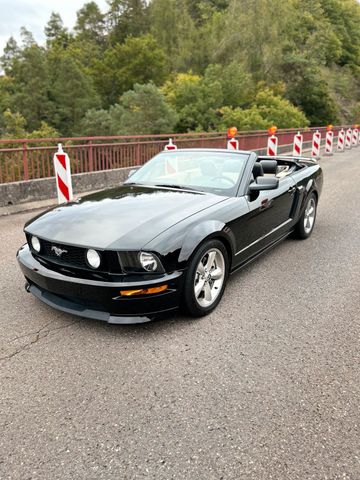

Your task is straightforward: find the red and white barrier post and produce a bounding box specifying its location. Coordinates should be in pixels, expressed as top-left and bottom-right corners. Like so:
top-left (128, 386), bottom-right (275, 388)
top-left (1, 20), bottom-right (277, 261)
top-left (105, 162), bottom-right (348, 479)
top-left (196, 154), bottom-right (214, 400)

top-left (54, 144), bottom-right (73, 204)
top-left (164, 138), bottom-right (177, 151)
top-left (352, 126), bottom-right (359, 147)
top-left (337, 129), bottom-right (345, 152)
top-left (292, 131), bottom-right (303, 157)
top-left (311, 130), bottom-right (321, 159)
top-left (227, 126), bottom-right (239, 150)
top-left (267, 126), bottom-right (278, 156)
top-left (324, 126), bottom-right (334, 156)
top-left (345, 128), bottom-right (352, 149)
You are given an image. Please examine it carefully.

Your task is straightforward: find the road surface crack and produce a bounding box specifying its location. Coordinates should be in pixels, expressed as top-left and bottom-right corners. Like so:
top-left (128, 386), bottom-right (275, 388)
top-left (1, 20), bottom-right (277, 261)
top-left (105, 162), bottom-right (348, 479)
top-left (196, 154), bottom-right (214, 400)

top-left (1, 320), bottom-right (79, 362)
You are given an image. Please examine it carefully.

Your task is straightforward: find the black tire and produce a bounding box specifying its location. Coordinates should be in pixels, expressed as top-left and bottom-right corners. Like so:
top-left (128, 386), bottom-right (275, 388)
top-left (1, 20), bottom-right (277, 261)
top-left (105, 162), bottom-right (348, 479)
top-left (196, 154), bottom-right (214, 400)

top-left (294, 193), bottom-right (317, 239)
top-left (182, 239), bottom-right (229, 317)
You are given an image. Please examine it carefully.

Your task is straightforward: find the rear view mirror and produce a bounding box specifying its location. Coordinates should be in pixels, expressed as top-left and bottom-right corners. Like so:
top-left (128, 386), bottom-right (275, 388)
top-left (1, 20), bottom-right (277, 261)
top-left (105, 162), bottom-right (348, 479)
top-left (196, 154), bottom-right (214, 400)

top-left (249, 177), bottom-right (279, 192)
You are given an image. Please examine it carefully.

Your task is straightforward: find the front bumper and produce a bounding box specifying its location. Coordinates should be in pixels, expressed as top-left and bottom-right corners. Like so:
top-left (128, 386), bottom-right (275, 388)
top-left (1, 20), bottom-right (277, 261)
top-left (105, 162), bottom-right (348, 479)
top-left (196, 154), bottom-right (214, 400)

top-left (17, 245), bottom-right (184, 324)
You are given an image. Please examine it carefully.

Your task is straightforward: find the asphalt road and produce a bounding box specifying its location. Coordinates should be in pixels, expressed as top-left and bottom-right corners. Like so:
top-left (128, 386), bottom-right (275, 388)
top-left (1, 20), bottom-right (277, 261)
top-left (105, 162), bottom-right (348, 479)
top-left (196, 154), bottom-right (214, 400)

top-left (0, 149), bottom-right (359, 480)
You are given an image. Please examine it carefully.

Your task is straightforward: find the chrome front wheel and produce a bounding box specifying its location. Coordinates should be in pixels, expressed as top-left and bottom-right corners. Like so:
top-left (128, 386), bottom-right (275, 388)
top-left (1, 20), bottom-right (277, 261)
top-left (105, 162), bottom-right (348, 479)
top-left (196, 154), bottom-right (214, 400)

top-left (182, 240), bottom-right (229, 317)
top-left (194, 248), bottom-right (226, 308)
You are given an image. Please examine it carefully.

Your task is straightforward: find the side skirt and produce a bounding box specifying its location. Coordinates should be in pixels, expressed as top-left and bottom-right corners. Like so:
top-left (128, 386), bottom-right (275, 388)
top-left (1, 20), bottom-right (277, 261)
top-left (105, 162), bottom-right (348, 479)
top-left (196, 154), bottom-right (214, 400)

top-left (229, 229), bottom-right (294, 275)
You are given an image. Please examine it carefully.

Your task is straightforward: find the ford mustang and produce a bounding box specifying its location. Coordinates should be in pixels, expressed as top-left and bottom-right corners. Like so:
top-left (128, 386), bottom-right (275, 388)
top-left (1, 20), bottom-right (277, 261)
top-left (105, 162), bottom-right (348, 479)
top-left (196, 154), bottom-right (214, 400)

top-left (17, 149), bottom-right (323, 324)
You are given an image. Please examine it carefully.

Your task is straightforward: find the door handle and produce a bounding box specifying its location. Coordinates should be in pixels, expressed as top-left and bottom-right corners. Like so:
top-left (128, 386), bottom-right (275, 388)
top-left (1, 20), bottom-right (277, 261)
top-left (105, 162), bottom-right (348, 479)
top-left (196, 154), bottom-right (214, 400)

top-left (288, 186), bottom-right (296, 195)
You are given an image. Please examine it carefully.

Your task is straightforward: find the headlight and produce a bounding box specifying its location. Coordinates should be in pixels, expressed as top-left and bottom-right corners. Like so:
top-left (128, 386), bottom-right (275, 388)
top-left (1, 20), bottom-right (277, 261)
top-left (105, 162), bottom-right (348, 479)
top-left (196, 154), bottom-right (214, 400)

top-left (139, 252), bottom-right (158, 272)
top-left (118, 251), bottom-right (164, 273)
top-left (31, 236), bottom-right (41, 252)
top-left (86, 249), bottom-right (101, 269)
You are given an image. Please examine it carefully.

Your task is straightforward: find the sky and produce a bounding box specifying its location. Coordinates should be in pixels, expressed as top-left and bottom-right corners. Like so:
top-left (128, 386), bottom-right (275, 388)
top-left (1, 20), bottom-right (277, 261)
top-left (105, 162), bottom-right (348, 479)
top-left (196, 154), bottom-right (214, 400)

top-left (0, 0), bottom-right (108, 55)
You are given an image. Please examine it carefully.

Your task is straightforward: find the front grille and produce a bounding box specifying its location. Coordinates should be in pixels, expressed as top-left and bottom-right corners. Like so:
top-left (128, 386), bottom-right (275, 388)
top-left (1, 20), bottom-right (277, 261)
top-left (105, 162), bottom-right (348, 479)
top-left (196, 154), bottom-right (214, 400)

top-left (31, 237), bottom-right (90, 269)
top-left (26, 235), bottom-right (123, 274)
top-left (44, 241), bottom-right (88, 268)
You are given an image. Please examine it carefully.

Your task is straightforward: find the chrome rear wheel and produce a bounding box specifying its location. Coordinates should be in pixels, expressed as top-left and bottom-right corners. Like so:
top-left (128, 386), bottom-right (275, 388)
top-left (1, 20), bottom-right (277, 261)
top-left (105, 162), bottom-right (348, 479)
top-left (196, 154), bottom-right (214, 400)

top-left (304, 197), bottom-right (316, 234)
top-left (294, 193), bottom-right (318, 239)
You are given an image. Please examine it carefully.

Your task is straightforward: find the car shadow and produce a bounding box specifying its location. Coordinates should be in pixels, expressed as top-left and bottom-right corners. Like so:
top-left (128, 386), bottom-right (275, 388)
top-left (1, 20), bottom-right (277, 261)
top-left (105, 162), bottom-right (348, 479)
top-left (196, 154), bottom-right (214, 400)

top-left (51, 233), bottom-right (318, 337)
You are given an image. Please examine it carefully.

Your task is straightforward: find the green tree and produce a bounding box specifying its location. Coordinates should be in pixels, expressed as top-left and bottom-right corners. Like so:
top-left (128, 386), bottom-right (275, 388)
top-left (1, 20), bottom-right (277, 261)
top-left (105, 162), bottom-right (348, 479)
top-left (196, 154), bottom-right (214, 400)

top-left (1, 37), bottom-right (20, 74)
top-left (218, 0), bottom-right (291, 80)
top-left (79, 84), bottom-right (178, 135)
top-left (204, 62), bottom-right (254, 108)
top-left (150, 0), bottom-right (197, 71)
top-left (20, 27), bottom-right (37, 48)
top-left (44, 12), bottom-right (70, 48)
top-left (1, 109), bottom-right (27, 138)
top-left (217, 88), bottom-right (309, 130)
top-left (163, 65), bottom-right (255, 131)
top-left (162, 72), bottom-right (224, 131)
top-left (107, 0), bottom-right (148, 44)
top-left (186, 0), bottom-right (229, 24)
top-left (217, 106), bottom-right (268, 131)
top-left (78, 108), bottom-right (113, 136)
top-left (50, 54), bottom-right (100, 135)
top-left (7, 44), bottom-right (53, 131)
top-left (95, 35), bottom-right (168, 106)
top-left (350, 102), bottom-right (360, 124)
top-left (74, 2), bottom-right (106, 45)
top-left (254, 88), bottom-right (309, 127)
top-left (284, 64), bottom-right (339, 125)
top-left (0, 76), bottom-right (12, 118)
top-left (1, 0), bottom-right (360, 137)
top-left (117, 83), bottom-right (178, 134)
top-left (319, 0), bottom-right (360, 67)
top-left (28, 121), bottom-right (59, 139)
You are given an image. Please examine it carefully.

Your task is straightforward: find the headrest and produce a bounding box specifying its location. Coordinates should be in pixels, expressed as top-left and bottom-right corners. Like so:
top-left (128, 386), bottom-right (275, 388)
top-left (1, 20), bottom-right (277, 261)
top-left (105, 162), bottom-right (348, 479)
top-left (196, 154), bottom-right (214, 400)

top-left (260, 160), bottom-right (278, 174)
top-left (222, 159), bottom-right (241, 173)
top-left (252, 163), bottom-right (264, 178)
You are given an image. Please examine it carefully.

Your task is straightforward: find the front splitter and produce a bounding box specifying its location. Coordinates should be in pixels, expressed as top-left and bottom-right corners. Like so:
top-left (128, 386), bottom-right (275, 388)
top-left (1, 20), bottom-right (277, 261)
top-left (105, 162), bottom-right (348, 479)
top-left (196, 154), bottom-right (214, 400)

top-left (27, 283), bottom-right (155, 324)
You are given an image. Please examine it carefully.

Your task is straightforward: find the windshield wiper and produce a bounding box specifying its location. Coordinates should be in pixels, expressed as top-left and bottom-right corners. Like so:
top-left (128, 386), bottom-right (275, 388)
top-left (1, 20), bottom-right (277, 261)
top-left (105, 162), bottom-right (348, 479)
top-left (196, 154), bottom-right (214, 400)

top-left (154, 183), bottom-right (195, 191)
top-left (154, 183), bottom-right (199, 192)
top-left (127, 182), bottom-right (198, 192)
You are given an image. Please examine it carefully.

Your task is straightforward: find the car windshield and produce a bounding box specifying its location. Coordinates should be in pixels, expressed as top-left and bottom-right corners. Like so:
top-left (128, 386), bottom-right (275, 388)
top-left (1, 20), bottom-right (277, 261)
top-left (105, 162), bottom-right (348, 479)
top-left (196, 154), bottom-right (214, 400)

top-left (125, 151), bottom-right (249, 196)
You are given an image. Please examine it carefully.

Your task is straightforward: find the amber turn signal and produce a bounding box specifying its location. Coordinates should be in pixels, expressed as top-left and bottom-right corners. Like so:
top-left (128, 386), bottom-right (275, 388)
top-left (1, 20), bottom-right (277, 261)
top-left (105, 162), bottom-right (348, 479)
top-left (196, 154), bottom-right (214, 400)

top-left (120, 285), bottom-right (168, 296)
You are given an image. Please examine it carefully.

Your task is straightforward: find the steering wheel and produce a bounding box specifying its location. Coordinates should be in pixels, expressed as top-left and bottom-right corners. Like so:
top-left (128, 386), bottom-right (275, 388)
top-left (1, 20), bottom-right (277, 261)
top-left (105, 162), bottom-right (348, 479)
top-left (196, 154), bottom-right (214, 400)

top-left (211, 176), bottom-right (236, 187)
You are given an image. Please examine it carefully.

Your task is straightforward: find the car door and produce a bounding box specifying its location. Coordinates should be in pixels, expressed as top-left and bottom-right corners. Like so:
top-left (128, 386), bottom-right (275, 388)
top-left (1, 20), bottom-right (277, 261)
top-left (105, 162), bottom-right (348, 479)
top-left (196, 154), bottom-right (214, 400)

top-left (232, 170), bottom-right (297, 266)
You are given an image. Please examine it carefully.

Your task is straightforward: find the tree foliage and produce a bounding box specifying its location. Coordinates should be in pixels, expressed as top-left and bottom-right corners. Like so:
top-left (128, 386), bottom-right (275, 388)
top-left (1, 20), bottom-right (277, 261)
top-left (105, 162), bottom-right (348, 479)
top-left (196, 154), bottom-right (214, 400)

top-left (80, 83), bottom-right (178, 135)
top-left (74, 2), bottom-right (106, 45)
top-left (107, 0), bottom-right (149, 44)
top-left (217, 88), bottom-right (309, 131)
top-left (1, 0), bottom-right (360, 138)
top-left (94, 35), bottom-right (168, 107)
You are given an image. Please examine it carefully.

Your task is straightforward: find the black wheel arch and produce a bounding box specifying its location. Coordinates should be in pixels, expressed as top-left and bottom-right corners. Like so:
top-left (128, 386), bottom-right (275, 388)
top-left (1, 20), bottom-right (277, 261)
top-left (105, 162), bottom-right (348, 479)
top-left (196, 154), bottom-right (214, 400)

top-left (178, 220), bottom-right (235, 268)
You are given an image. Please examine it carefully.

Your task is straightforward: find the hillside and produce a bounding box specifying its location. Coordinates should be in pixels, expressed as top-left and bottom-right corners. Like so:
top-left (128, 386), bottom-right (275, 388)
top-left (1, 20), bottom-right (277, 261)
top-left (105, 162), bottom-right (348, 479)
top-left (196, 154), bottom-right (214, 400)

top-left (0, 0), bottom-right (359, 138)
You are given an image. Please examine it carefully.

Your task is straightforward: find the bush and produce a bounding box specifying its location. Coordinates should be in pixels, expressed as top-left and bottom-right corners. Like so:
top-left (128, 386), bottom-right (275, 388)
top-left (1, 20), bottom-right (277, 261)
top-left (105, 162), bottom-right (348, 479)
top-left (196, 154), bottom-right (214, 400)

top-left (216, 87), bottom-right (309, 130)
top-left (79, 83), bottom-right (178, 136)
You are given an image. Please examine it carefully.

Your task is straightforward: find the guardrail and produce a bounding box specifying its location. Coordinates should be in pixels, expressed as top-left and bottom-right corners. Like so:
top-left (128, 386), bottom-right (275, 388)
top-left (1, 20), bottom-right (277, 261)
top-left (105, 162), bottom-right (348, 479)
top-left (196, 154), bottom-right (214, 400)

top-left (0, 126), bottom-right (346, 184)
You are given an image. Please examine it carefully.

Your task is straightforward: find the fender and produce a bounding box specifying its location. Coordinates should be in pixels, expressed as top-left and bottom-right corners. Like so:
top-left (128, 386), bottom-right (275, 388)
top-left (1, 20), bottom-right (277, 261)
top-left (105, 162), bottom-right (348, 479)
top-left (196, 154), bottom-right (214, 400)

top-left (178, 220), bottom-right (236, 263)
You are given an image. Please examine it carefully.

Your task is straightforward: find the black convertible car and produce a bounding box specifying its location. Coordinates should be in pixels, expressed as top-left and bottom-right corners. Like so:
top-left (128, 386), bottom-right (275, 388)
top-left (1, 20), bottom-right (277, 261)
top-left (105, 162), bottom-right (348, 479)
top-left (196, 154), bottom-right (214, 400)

top-left (17, 149), bottom-right (322, 324)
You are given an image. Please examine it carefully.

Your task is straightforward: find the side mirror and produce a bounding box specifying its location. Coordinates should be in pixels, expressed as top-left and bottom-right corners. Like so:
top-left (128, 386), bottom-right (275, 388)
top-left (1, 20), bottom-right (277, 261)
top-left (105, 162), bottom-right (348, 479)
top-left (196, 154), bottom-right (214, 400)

top-left (128, 169), bottom-right (137, 178)
top-left (249, 177), bottom-right (279, 192)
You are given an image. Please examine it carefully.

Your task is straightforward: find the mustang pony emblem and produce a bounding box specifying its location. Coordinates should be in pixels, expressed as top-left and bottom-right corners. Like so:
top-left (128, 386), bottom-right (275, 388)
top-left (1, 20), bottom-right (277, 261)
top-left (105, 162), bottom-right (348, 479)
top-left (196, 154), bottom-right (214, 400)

top-left (51, 246), bottom-right (68, 257)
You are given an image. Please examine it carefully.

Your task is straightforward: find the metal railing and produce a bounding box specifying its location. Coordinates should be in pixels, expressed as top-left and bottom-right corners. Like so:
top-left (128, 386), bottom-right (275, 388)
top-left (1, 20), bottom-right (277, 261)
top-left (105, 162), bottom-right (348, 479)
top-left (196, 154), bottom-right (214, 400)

top-left (0, 126), bottom-right (346, 184)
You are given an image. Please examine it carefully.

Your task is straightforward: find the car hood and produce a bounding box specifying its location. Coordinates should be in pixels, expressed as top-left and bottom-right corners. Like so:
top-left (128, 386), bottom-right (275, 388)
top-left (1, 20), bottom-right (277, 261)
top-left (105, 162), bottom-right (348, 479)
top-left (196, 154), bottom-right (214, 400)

top-left (25, 185), bottom-right (227, 250)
